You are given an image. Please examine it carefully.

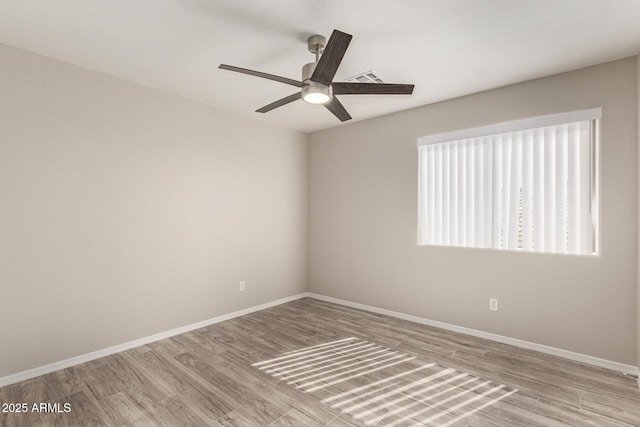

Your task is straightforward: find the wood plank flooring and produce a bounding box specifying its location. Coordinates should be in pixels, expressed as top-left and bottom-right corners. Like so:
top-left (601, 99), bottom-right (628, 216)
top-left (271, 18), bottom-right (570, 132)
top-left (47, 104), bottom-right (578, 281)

top-left (1, 297), bottom-right (639, 426)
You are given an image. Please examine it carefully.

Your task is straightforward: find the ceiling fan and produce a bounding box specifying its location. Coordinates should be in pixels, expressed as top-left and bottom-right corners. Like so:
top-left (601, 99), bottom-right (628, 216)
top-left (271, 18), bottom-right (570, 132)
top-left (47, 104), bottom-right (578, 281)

top-left (219, 30), bottom-right (415, 122)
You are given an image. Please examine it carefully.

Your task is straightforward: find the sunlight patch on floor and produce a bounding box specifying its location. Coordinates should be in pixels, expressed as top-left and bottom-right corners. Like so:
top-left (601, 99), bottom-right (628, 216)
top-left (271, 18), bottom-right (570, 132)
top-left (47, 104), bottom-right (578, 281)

top-left (253, 338), bottom-right (517, 426)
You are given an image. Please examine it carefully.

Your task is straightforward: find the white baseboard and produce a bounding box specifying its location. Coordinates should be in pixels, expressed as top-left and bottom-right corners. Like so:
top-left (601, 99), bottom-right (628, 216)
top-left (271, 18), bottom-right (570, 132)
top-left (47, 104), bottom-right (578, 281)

top-left (2, 291), bottom-right (638, 389)
top-left (306, 293), bottom-right (639, 377)
top-left (0, 293), bottom-right (309, 388)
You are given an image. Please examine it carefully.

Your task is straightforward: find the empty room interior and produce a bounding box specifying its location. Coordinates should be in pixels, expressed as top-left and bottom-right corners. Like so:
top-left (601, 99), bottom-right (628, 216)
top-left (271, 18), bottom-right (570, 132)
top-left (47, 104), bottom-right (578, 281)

top-left (2, 1), bottom-right (640, 426)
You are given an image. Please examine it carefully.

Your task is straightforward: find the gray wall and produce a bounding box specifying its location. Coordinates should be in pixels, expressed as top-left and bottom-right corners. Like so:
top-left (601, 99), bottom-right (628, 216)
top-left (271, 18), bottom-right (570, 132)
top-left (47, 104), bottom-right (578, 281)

top-left (0, 43), bottom-right (308, 378)
top-left (309, 57), bottom-right (638, 365)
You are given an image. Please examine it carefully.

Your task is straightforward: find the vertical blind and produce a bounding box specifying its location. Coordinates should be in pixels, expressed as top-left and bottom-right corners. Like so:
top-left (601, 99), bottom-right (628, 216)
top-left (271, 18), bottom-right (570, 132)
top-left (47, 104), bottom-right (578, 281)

top-left (418, 113), bottom-right (598, 255)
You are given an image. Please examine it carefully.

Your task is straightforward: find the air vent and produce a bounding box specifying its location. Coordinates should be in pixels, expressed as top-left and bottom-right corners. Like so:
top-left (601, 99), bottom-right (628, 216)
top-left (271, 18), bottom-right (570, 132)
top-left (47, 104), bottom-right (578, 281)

top-left (344, 70), bottom-right (384, 84)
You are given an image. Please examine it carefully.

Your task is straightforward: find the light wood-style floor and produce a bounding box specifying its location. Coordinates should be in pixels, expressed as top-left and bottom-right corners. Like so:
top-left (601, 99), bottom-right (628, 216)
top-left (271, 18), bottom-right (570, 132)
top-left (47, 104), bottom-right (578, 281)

top-left (1, 298), bottom-right (639, 426)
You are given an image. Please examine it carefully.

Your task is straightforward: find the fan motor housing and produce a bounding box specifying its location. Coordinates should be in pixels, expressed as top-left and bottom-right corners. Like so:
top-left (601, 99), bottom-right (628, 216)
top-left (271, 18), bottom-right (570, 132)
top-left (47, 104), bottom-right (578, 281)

top-left (302, 62), bottom-right (317, 82)
top-left (301, 62), bottom-right (332, 104)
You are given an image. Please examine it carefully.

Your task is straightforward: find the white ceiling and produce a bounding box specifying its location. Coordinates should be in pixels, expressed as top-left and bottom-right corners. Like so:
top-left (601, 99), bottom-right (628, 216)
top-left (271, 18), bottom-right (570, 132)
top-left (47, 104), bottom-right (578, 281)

top-left (1, 1), bottom-right (639, 133)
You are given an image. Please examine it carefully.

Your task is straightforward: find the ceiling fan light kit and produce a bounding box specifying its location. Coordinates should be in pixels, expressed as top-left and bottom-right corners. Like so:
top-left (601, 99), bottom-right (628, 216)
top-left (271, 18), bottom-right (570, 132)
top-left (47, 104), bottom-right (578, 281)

top-left (302, 82), bottom-right (332, 104)
top-left (219, 29), bottom-right (415, 122)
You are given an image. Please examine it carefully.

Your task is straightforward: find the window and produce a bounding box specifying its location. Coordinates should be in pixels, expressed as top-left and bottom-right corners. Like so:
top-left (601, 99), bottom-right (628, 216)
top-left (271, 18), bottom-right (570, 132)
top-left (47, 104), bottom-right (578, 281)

top-left (418, 109), bottom-right (599, 255)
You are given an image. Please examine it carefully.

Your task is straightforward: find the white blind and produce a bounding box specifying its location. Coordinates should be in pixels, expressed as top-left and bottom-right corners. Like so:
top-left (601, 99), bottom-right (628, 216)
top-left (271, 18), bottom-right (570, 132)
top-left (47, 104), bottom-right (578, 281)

top-left (418, 119), bottom-right (597, 255)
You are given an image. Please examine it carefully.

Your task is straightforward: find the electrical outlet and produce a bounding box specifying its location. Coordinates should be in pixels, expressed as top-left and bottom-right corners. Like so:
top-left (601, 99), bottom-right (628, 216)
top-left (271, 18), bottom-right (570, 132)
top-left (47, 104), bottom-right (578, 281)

top-left (489, 298), bottom-right (498, 311)
top-left (239, 281), bottom-right (246, 292)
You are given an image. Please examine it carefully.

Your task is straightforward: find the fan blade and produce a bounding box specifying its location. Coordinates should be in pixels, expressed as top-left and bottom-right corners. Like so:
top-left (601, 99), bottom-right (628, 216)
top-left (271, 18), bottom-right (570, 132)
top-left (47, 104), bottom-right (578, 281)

top-left (256, 92), bottom-right (301, 113)
top-left (332, 82), bottom-right (415, 95)
top-left (219, 64), bottom-right (303, 88)
top-left (311, 30), bottom-right (352, 86)
top-left (324, 97), bottom-right (352, 122)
